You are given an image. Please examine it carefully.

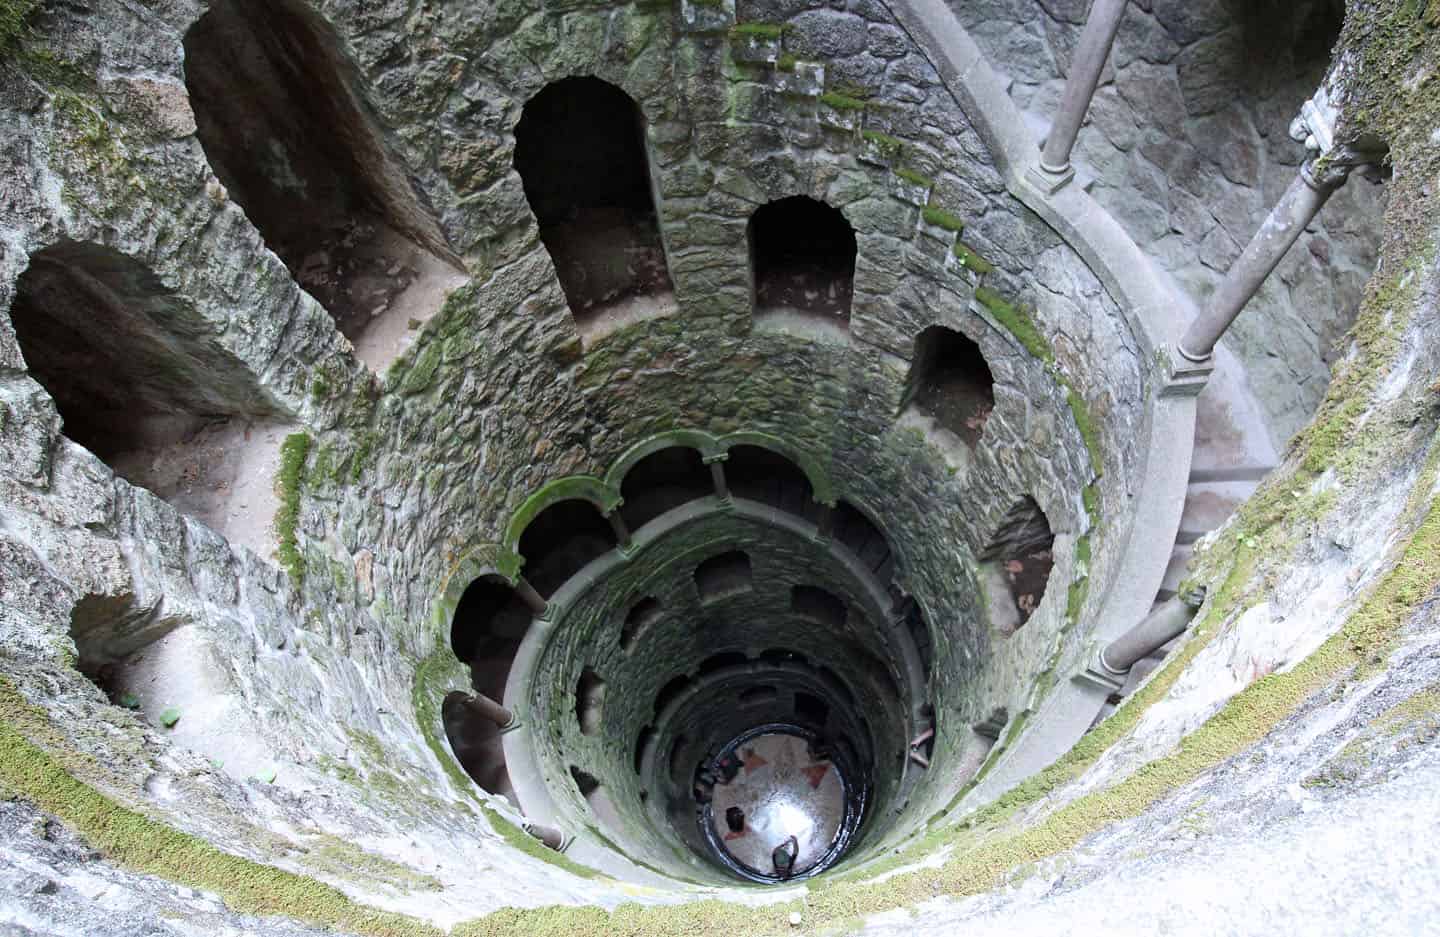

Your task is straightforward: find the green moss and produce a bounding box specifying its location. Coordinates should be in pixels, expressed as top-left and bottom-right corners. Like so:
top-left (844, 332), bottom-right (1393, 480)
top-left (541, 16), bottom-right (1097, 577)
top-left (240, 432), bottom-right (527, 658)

top-left (729, 22), bottom-right (786, 39)
top-left (952, 242), bottom-right (993, 274)
top-left (275, 433), bottom-right (311, 583)
top-left (893, 167), bottom-right (933, 189)
top-left (300, 836), bottom-right (443, 892)
top-left (310, 376), bottom-right (331, 401)
top-left (775, 52), bottom-right (798, 71)
top-left (1080, 483), bottom-right (1100, 526)
top-left (819, 91), bottom-right (867, 112)
top-left (397, 342), bottom-right (444, 396)
top-left (0, 679), bottom-right (445, 937)
top-left (0, 0), bottom-right (39, 54)
top-left (922, 205), bottom-right (965, 233)
top-left (974, 287), bottom-right (1052, 363)
top-left (860, 129), bottom-right (902, 159)
top-left (350, 430), bottom-right (380, 483)
top-left (1063, 385), bottom-right (1104, 477)
top-left (828, 81), bottom-right (872, 101)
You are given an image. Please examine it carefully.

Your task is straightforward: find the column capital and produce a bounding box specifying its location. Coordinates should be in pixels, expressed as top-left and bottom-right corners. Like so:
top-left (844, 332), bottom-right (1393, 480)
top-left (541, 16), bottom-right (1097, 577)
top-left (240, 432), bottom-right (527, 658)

top-left (1291, 85), bottom-right (1387, 192)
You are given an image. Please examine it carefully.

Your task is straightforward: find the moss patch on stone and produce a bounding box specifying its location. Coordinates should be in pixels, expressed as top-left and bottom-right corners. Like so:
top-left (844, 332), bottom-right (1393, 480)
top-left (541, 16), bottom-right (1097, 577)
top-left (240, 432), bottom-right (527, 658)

top-left (0, 0), bottom-right (39, 55)
top-left (921, 205), bottom-right (965, 232)
top-left (973, 287), bottom-right (1051, 363)
top-left (729, 22), bottom-right (786, 39)
top-left (893, 167), bottom-right (932, 189)
top-left (952, 241), bottom-right (992, 274)
top-left (275, 432), bottom-right (311, 583)
top-left (0, 678), bottom-right (445, 937)
top-left (819, 91), bottom-right (866, 111)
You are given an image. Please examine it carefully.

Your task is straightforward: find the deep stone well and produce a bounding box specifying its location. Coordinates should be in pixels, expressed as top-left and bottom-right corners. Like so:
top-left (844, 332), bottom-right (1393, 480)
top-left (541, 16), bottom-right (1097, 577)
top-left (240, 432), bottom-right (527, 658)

top-left (0, 0), bottom-right (1436, 933)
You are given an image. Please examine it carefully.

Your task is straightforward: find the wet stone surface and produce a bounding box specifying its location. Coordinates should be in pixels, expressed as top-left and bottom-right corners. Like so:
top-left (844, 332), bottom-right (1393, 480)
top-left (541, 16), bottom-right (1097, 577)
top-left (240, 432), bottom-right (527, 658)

top-left (708, 731), bottom-right (845, 878)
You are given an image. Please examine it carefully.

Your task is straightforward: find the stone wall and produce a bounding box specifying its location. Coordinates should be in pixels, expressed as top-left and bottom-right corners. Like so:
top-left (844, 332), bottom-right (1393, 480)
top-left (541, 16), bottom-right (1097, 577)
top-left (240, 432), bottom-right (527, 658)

top-left (0, 0), bottom-right (1164, 918)
top-left (956, 0), bottom-right (1387, 443)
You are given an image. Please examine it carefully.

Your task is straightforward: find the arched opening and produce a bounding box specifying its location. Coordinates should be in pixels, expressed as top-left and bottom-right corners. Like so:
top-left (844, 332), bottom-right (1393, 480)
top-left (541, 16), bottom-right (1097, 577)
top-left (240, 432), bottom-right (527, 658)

top-left (694, 551), bottom-right (754, 603)
top-left (568, 765), bottom-right (625, 832)
top-left (513, 76), bottom-right (672, 327)
top-left (442, 691), bottom-right (516, 804)
top-left (698, 651), bottom-right (749, 676)
top-left (654, 674), bottom-right (692, 717)
top-left (758, 648), bottom-right (808, 667)
top-left (619, 446), bottom-right (711, 531)
top-left (516, 499), bottom-right (618, 598)
top-left (575, 666), bottom-right (607, 736)
top-left (833, 501), bottom-right (896, 583)
top-left (667, 734), bottom-right (690, 784)
top-left (739, 685), bottom-right (778, 706)
top-left (450, 576), bottom-right (532, 702)
top-left (183, 0), bottom-right (461, 361)
top-left (903, 325), bottom-right (995, 449)
top-left (794, 691), bottom-right (830, 728)
top-left (634, 725), bottom-right (656, 774)
top-left (569, 765), bottom-right (601, 799)
top-left (901, 598), bottom-right (933, 682)
top-left (8, 242), bottom-right (280, 530)
top-left (621, 596), bottom-right (663, 652)
top-left (978, 496), bottom-right (1055, 633)
top-left (748, 196), bottom-right (856, 324)
top-left (723, 445), bottom-right (817, 520)
top-left (791, 585), bottom-right (847, 629)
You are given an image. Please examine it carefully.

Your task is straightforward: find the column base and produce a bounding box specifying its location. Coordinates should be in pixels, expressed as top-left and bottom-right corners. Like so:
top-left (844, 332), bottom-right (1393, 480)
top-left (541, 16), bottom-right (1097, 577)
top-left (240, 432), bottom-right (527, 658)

top-left (1159, 344), bottom-right (1214, 398)
top-left (1073, 643), bottom-right (1127, 693)
top-left (1023, 161), bottom-right (1075, 195)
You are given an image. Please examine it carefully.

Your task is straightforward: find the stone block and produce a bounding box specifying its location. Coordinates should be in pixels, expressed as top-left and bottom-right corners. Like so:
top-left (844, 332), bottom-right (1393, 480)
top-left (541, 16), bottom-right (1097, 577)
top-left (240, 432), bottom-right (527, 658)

top-left (681, 0), bottom-right (737, 34)
top-left (772, 61), bottom-right (824, 96)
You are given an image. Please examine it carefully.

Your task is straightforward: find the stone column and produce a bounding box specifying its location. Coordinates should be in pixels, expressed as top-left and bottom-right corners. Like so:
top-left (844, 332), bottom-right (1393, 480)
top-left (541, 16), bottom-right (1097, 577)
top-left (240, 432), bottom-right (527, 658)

top-left (1178, 166), bottom-right (1349, 362)
top-left (813, 503), bottom-right (835, 543)
top-left (1099, 596), bottom-right (1197, 675)
top-left (705, 454), bottom-right (731, 502)
top-left (1029, 0), bottom-right (1129, 192)
top-left (516, 577), bottom-right (548, 617)
top-left (463, 691), bottom-right (516, 730)
top-left (606, 510), bottom-right (632, 551)
top-left (1177, 87), bottom-right (1384, 363)
top-left (523, 822), bottom-right (569, 851)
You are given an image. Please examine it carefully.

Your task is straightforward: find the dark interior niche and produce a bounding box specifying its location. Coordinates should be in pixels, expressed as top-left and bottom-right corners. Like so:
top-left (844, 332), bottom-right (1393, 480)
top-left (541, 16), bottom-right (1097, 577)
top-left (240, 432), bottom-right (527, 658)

top-left (667, 734), bottom-right (689, 783)
top-left (516, 499), bottom-right (617, 598)
top-left (900, 598), bottom-right (933, 682)
top-left (183, 0), bottom-right (461, 351)
top-left (634, 725), bottom-right (656, 774)
top-left (697, 651), bottom-right (749, 676)
top-left (575, 666), bottom-right (607, 736)
top-left (904, 325), bottom-right (995, 449)
top-left (654, 674), bottom-right (692, 717)
top-left (758, 648), bottom-right (808, 667)
top-left (724, 445), bottom-right (816, 520)
top-left (514, 76), bottom-right (672, 323)
top-left (694, 550), bottom-right (754, 602)
top-left (794, 691), bottom-right (830, 728)
top-left (569, 765), bottom-right (601, 799)
top-left (619, 446), bottom-right (711, 531)
top-left (748, 196), bottom-right (856, 323)
top-left (790, 585), bottom-right (847, 629)
top-left (442, 690), bottom-right (516, 804)
top-left (450, 575), bottom-right (532, 701)
top-left (9, 242), bottom-right (279, 509)
top-left (739, 685), bottom-right (777, 706)
top-left (621, 596), bottom-right (663, 652)
top-left (833, 501), bottom-right (895, 582)
top-left (979, 496), bottom-right (1055, 632)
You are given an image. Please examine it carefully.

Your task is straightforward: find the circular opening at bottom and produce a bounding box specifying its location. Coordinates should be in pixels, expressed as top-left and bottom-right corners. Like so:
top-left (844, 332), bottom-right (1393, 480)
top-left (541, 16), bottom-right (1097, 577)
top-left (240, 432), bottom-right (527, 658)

top-left (698, 724), bottom-right (864, 882)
